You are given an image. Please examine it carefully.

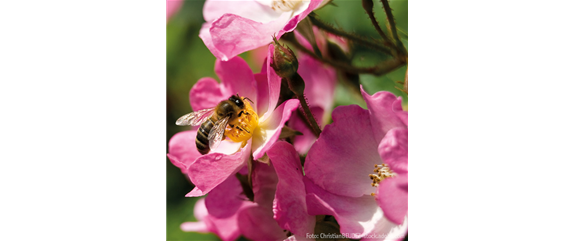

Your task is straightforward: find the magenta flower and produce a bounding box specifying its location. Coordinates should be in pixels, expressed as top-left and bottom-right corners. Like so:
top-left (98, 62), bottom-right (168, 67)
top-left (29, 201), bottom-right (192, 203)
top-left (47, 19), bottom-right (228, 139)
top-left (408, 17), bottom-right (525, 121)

top-left (303, 87), bottom-right (408, 239)
top-left (180, 171), bottom-right (255, 241)
top-left (167, 50), bottom-right (299, 197)
top-left (180, 142), bottom-right (313, 241)
top-left (238, 141), bottom-right (315, 240)
top-left (166, 0), bottom-right (182, 22)
top-left (199, 0), bottom-right (326, 61)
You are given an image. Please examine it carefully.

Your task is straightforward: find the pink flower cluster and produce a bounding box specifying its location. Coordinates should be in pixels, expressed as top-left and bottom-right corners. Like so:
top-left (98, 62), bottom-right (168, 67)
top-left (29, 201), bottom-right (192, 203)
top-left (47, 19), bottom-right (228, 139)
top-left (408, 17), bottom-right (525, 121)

top-left (167, 1), bottom-right (408, 240)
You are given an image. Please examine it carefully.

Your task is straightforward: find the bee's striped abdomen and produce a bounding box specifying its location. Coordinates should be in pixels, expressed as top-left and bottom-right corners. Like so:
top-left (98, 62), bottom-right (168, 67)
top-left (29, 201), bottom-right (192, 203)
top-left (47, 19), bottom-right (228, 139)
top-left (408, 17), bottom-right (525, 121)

top-left (196, 119), bottom-right (214, 155)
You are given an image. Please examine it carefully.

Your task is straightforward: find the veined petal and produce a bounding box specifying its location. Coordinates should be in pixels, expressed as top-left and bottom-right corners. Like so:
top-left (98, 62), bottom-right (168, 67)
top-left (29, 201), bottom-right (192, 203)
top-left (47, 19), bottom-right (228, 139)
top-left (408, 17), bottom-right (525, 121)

top-left (215, 56), bottom-right (258, 103)
top-left (304, 177), bottom-right (397, 239)
top-left (268, 142), bottom-right (315, 237)
top-left (252, 99), bottom-right (300, 160)
top-left (361, 86), bottom-right (407, 142)
top-left (305, 105), bottom-right (381, 197)
top-left (209, 13), bottom-right (291, 61)
top-left (378, 128), bottom-right (408, 174)
top-left (376, 174), bottom-right (408, 225)
top-left (289, 106), bottom-right (323, 155)
top-left (205, 174), bottom-right (252, 218)
top-left (189, 77), bottom-right (226, 112)
top-left (277, 0), bottom-right (322, 35)
top-left (238, 205), bottom-right (286, 241)
top-left (186, 140), bottom-right (252, 196)
top-left (167, 130), bottom-right (202, 174)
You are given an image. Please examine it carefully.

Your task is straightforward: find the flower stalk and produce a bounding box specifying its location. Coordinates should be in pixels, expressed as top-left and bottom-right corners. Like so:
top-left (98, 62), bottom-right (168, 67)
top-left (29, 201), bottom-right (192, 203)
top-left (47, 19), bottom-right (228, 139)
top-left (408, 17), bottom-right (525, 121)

top-left (271, 37), bottom-right (322, 137)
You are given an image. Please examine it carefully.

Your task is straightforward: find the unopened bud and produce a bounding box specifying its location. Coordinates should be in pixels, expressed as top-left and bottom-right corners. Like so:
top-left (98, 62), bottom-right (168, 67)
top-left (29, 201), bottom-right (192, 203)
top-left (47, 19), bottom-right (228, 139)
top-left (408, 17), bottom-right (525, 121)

top-left (271, 36), bottom-right (299, 79)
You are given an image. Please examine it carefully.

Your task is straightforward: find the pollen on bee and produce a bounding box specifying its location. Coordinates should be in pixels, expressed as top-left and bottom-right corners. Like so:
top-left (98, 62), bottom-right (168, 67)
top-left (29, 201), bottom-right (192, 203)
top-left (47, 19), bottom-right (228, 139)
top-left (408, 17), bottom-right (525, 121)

top-left (225, 99), bottom-right (259, 143)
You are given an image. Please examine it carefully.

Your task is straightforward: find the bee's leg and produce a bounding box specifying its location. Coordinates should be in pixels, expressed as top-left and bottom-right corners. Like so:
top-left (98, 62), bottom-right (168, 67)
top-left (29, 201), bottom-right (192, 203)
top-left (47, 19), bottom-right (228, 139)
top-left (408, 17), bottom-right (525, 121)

top-left (238, 111), bottom-right (244, 117)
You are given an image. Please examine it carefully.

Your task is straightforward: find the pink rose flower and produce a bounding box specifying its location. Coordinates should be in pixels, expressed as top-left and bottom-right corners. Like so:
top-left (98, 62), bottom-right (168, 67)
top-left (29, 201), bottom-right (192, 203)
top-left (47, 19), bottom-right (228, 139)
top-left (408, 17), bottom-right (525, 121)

top-left (166, 0), bottom-right (182, 22)
top-left (303, 86), bottom-right (408, 239)
top-left (167, 48), bottom-right (299, 197)
top-left (200, 0), bottom-right (326, 61)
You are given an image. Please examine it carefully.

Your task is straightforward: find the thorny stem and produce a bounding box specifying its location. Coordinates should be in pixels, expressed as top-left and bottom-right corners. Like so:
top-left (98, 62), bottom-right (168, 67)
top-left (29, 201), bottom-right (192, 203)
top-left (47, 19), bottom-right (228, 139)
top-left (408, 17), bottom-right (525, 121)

top-left (362, 0), bottom-right (392, 44)
top-left (289, 74), bottom-right (322, 137)
top-left (283, 33), bottom-right (405, 76)
top-left (381, 0), bottom-right (406, 55)
top-left (308, 13), bottom-right (393, 55)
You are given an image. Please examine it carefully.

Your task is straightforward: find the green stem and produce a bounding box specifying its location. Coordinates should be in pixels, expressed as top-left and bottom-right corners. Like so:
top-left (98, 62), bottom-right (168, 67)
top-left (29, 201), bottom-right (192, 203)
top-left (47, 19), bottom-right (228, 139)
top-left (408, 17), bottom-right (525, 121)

top-left (308, 13), bottom-right (393, 55)
top-left (288, 74), bottom-right (322, 137)
top-left (284, 35), bottom-right (404, 76)
top-left (380, 0), bottom-right (406, 55)
top-left (362, 0), bottom-right (392, 44)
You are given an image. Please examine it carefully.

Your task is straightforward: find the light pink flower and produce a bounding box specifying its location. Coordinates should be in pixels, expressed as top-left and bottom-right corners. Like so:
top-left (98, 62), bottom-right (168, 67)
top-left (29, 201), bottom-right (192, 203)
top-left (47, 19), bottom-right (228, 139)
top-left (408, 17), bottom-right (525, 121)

top-left (166, 0), bottom-right (182, 22)
top-left (167, 51), bottom-right (299, 197)
top-left (303, 87), bottom-right (408, 239)
top-left (200, 0), bottom-right (326, 61)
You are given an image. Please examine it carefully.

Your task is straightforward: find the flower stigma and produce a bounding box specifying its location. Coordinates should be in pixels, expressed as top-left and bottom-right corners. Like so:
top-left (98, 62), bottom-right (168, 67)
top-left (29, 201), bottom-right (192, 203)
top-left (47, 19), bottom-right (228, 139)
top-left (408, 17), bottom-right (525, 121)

top-left (369, 163), bottom-right (396, 196)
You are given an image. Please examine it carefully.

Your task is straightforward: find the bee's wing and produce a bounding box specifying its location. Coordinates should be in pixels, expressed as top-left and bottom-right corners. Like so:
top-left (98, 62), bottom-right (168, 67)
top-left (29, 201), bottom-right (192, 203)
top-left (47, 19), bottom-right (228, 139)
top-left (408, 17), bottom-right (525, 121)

top-left (208, 116), bottom-right (230, 151)
top-left (175, 107), bottom-right (215, 126)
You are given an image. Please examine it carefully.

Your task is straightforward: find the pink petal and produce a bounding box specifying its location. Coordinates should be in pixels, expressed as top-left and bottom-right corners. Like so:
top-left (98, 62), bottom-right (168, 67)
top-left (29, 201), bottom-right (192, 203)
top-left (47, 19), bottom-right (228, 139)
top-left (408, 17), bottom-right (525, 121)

top-left (180, 221), bottom-right (208, 233)
top-left (254, 72), bottom-right (269, 116)
top-left (376, 174), bottom-right (408, 225)
top-left (289, 106), bottom-right (324, 155)
top-left (194, 198), bottom-right (209, 221)
top-left (304, 105), bottom-right (381, 197)
top-left (203, 176), bottom-right (256, 241)
top-left (252, 99), bottom-right (300, 160)
top-left (251, 158), bottom-right (279, 208)
top-left (360, 86), bottom-right (407, 142)
top-left (167, 130), bottom-right (202, 174)
top-left (203, 0), bottom-right (283, 23)
top-left (189, 77), bottom-right (226, 112)
top-left (238, 205), bottom-right (286, 241)
top-left (394, 96), bottom-right (408, 126)
top-left (277, 0), bottom-right (323, 35)
top-left (304, 177), bottom-right (398, 238)
top-left (268, 141), bottom-right (315, 236)
top-left (166, 0), bottom-right (182, 22)
top-left (379, 128), bottom-right (408, 174)
top-left (186, 140), bottom-right (252, 196)
top-left (205, 174), bottom-right (252, 218)
top-left (199, 22), bottom-right (228, 60)
top-left (215, 56), bottom-right (258, 103)
top-left (208, 13), bottom-right (291, 61)
top-left (297, 54), bottom-right (336, 115)
top-left (238, 160), bottom-right (286, 240)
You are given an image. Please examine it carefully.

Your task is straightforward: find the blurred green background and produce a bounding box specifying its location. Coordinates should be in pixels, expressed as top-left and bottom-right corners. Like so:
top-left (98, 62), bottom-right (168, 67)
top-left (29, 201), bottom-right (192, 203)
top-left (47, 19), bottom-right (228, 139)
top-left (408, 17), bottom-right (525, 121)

top-left (167, 1), bottom-right (407, 240)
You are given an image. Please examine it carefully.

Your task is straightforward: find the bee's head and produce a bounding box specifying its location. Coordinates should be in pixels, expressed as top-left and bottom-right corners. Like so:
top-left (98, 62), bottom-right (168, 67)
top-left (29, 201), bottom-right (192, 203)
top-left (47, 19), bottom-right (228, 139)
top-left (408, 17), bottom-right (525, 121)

top-left (229, 94), bottom-right (245, 108)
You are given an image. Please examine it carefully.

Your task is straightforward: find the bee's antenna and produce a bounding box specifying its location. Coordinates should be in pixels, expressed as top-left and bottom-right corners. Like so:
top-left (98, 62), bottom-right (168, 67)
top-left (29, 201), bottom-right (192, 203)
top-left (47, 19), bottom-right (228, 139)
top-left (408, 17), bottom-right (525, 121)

top-left (243, 97), bottom-right (254, 104)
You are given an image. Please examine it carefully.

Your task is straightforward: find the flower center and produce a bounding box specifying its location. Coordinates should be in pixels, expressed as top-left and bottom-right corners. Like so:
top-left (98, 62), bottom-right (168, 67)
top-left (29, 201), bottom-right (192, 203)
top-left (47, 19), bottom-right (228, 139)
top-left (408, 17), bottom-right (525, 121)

top-left (369, 164), bottom-right (396, 196)
top-left (270, 0), bottom-right (303, 12)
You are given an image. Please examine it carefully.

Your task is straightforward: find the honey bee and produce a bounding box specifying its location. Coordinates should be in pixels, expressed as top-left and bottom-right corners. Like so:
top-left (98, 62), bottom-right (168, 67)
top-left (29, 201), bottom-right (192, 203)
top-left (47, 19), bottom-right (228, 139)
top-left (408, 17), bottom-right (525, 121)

top-left (176, 94), bottom-right (259, 155)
